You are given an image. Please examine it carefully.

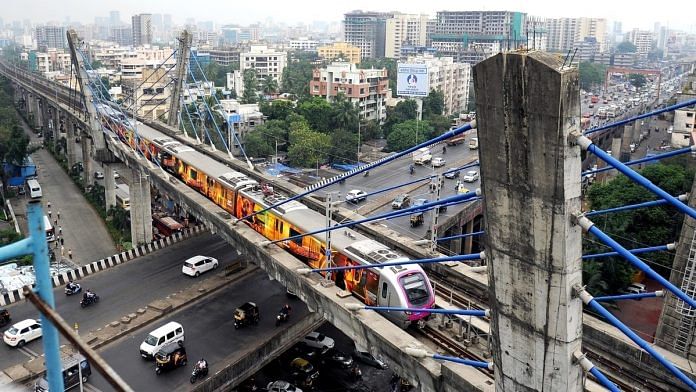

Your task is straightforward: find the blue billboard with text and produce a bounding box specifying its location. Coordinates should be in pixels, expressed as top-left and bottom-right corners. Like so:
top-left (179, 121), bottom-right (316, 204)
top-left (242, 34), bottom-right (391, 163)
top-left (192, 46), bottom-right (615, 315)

top-left (397, 63), bottom-right (429, 97)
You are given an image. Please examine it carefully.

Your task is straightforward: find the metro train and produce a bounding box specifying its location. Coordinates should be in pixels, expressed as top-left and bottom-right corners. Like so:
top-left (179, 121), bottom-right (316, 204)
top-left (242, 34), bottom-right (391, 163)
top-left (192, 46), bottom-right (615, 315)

top-left (95, 105), bottom-right (435, 328)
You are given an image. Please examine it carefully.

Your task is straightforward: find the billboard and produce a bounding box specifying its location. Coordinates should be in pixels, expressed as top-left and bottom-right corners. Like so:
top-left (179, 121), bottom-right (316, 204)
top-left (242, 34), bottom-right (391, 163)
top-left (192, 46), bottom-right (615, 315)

top-left (397, 63), bottom-right (429, 97)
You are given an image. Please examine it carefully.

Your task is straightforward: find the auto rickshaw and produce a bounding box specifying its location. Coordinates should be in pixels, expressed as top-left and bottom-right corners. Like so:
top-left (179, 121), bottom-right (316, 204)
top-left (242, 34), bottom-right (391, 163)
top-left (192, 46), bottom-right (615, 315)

top-left (0, 309), bottom-right (10, 328)
top-left (155, 342), bottom-right (188, 375)
top-left (234, 302), bottom-right (260, 329)
top-left (410, 212), bottom-right (424, 227)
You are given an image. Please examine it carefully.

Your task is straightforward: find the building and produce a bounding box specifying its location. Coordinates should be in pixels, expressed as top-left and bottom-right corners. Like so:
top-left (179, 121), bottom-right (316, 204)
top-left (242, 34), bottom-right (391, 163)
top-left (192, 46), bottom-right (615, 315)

top-left (525, 16), bottom-right (548, 51)
top-left (132, 14), bottom-right (152, 46)
top-left (208, 47), bottom-right (243, 67)
top-left (343, 11), bottom-right (394, 59)
top-left (91, 46), bottom-right (176, 73)
top-left (573, 37), bottom-right (600, 63)
top-left (110, 26), bottom-right (132, 47)
top-left (28, 49), bottom-right (71, 74)
top-left (546, 17), bottom-right (608, 53)
top-left (612, 52), bottom-right (636, 67)
top-left (430, 11), bottom-right (527, 64)
top-left (216, 99), bottom-right (264, 156)
top-left (403, 54), bottom-right (471, 116)
top-left (120, 54), bottom-right (176, 81)
top-left (240, 45), bottom-right (287, 87)
top-left (384, 13), bottom-right (430, 59)
top-left (121, 68), bottom-right (171, 121)
top-left (34, 26), bottom-right (66, 50)
top-left (289, 37), bottom-right (320, 51)
top-left (627, 29), bottom-right (653, 57)
top-left (109, 11), bottom-right (121, 26)
top-left (317, 42), bottom-right (361, 64)
top-left (309, 62), bottom-right (390, 123)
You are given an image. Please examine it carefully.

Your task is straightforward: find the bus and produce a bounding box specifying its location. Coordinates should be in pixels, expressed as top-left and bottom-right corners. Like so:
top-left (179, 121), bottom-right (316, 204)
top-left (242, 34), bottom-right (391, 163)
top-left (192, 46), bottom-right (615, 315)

top-left (44, 215), bottom-right (56, 242)
top-left (115, 184), bottom-right (130, 211)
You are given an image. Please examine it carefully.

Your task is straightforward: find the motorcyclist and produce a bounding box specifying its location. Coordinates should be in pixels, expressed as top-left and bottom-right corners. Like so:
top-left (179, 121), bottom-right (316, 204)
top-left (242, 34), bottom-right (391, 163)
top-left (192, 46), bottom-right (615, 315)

top-left (363, 171), bottom-right (370, 177)
top-left (409, 165), bottom-right (415, 175)
top-left (442, 145), bottom-right (447, 154)
top-left (67, 281), bottom-right (78, 292)
top-left (196, 358), bottom-right (208, 371)
top-left (281, 304), bottom-right (291, 315)
top-left (84, 289), bottom-right (96, 301)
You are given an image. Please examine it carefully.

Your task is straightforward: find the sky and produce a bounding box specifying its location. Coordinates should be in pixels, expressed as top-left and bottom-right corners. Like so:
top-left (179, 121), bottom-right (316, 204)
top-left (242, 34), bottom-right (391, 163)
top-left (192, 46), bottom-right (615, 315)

top-left (3, 0), bottom-right (695, 32)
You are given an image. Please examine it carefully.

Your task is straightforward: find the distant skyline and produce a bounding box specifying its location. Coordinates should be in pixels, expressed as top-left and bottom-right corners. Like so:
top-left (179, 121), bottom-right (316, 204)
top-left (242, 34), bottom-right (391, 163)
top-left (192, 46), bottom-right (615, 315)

top-left (3, 0), bottom-right (695, 32)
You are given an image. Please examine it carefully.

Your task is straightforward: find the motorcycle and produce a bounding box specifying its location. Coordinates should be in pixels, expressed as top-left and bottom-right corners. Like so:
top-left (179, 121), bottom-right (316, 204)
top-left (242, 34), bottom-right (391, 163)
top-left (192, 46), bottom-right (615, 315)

top-left (190, 363), bottom-right (209, 383)
top-left (65, 283), bottom-right (82, 296)
top-left (363, 171), bottom-right (370, 177)
top-left (276, 310), bottom-right (289, 326)
top-left (80, 294), bottom-right (100, 308)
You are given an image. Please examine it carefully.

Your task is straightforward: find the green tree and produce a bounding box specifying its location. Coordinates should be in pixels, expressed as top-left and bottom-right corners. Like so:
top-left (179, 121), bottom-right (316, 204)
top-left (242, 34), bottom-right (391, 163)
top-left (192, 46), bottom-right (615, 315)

top-left (360, 58), bottom-right (397, 97)
top-left (422, 89), bottom-right (445, 119)
top-left (386, 119), bottom-right (432, 151)
top-left (297, 96), bottom-right (333, 132)
top-left (287, 126), bottom-right (331, 167)
top-left (261, 75), bottom-right (279, 96)
top-left (361, 120), bottom-right (382, 141)
top-left (259, 100), bottom-right (295, 121)
top-left (244, 131), bottom-right (274, 159)
top-left (616, 41), bottom-right (637, 53)
top-left (330, 93), bottom-right (359, 132)
top-left (240, 69), bottom-right (258, 104)
top-left (427, 114), bottom-right (452, 135)
top-left (384, 99), bottom-right (418, 134)
top-left (584, 163), bottom-right (694, 294)
top-left (281, 51), bottom-right (315, 98)
top-left (91, 60), bottom-right (104, 69)
top-left (579, 62), bottom-right (607, 90)
top-left (329, 129), bottom-right (358, 163)
top-left (628, 74), bottom-right (648, 89)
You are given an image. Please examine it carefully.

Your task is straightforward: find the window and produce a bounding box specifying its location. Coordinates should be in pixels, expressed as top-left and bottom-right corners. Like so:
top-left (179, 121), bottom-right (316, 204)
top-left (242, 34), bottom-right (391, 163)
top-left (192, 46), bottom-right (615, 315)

top-left (166, 331), bottom-right (174, 339)
top-left (381, 282), bottom-right (388, 298)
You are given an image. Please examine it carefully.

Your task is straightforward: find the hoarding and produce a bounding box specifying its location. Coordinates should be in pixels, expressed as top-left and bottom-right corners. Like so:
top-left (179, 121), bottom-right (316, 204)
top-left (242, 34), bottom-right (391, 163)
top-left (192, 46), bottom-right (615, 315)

top-left (397, 63), bottom-right (429, 97)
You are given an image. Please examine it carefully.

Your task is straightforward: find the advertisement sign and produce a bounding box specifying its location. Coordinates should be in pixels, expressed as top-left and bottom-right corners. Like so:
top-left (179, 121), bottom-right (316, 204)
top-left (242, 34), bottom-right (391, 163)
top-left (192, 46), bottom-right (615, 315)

top-left (397, 63), bottom-right (429, 97)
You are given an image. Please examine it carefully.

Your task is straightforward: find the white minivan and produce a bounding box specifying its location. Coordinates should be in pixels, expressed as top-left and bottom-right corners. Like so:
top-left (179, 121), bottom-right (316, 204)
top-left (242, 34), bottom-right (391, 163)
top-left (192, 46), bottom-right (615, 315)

top-left (139, 321), bottom-right (184, 359)
top-left (27, 179), bottom-right (42, 199)
top-left (182, 255), bottom-right (219, 277)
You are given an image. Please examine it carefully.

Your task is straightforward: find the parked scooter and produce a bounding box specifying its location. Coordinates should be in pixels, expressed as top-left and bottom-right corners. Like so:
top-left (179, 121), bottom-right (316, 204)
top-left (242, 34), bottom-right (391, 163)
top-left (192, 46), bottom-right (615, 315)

top-left (65, 282), bottom-right (82, 296)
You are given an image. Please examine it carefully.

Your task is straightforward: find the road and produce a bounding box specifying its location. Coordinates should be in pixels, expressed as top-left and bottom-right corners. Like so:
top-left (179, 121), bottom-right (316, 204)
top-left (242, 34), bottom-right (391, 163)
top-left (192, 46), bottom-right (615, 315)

top-left (89, 269), bottom-right (309, 392)
top-left (323, 132), bottom-right (480, 240)
top-left (0, 233), bottom-right (236, 370)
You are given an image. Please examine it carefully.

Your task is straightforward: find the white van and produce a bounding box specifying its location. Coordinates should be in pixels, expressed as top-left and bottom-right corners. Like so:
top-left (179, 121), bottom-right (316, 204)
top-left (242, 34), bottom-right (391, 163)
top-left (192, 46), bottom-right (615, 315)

top-left (27, 179), bottom-right (42, 199)
top-left (139, 321), bottom-right (184, 359)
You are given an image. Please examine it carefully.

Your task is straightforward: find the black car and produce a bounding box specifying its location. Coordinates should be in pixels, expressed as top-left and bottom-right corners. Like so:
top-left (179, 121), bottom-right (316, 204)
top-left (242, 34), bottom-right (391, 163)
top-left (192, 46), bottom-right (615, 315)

top-left (444, 169), bottom-right (460, 179)
top-left (322, 349), bottom-right (354, 369)
top-left (287, 343), bottom-right (321, 361)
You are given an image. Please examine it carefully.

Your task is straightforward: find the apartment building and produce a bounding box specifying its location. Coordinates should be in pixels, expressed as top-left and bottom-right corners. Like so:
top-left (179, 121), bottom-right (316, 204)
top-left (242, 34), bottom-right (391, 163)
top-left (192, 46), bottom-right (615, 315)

top-left (28, 49), bottom-right (71, 74)
top-left (289, 37), bottom-right (320, 51)
top-left (34, 26), bottom-right (66, 50)
top-left (546, 17), bottom-right (608, 53)
top-left (627, 29), bottom-right (653, 57)
top-left (309, 62), bottom-right (390, 123)
top-left (317, 42), bottom-right (361, 64)
top-left (384, 13), bottom-right (430, 59)
top-left (240, 45), bottom-right (287, 85)
top-left (208, 47), bottom-right (243, 67)
top-left (404, 54), bottom-right (471, 115)
top-left (216, 99), bottom-right (265, 155)
top-left (343, 11), bottom-right (394, 59)
top-left (121, 68), bottom-right (171, 121)
top-left (132, 13), bottom-right (152, 46)
top-left (109, 26), bottom-right (132, 47)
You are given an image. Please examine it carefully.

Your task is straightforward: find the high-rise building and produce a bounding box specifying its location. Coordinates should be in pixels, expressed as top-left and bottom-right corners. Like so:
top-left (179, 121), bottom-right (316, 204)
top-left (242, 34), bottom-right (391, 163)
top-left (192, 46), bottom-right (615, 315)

top-left (35, 25), bottom-right (66, 50)
top-left (525, 16), bottom-right (548, 51)
top-left (317, 42), bottom-right (361, 64)
top-left (310, 62), bottom-right (390, 123)
top-left (384, 13), bottom-right (430, 59)
top-left (430, 11), bottom-right (527, 64)
top-left (343, 10), bottom-right (394, 59)
top-left (546, 18), bottom-right (608, 53)
top-left (627, 28), bottom-right (653, 57)
top-left (109, 11), bottom-right (121, 26)
top-left (404, 54), bottom-right (471, 116)
top-left (110, 26), bottom-right (132, 47)
top-left (132, 13), bottom-right (152, 47)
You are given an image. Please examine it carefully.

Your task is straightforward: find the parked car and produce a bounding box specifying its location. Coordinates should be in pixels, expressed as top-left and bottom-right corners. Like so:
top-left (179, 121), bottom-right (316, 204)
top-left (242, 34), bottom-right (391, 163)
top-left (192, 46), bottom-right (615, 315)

top-left (182, 255), bottom-right (219, 277)
top-left (444, 169), bottom-right (460, 179)
top-left (3, 319), bottom-right (42, 347)
top-left (432, 157), bottom-right (446, 167)
top-left (94, 171), bottom-right (105, 179)
top-left (352, 349), bottom-right (388, 369)
top-left (267, 380), bottom-right (303, 392)
top-left (323, 349), bottom-right (354, 368)
top-left (462, 170), bottom-right (479, 183)
top-left (626, 283), bottom-right (647, 294)
top-left (345, 190), bottom-right (367, 203)
top-left (302, 332), bottom-right (335, 352)
top-left (113, 170), bottom-right (121, 179)
top-left (391, 194), bottom-right (411, 209)
top-left (289, 357), bottom-right (320, 388)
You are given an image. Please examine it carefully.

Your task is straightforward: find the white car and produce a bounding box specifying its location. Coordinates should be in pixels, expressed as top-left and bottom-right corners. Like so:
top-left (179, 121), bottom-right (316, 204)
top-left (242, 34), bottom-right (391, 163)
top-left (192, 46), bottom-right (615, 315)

top-left (267, 381), bottom-right (302, 392)
top-left (182, 255), bottom-right (219, 277)
top-left (462, 170), bottom-right (479, 183)
top-left (113, 170), bottom-right (121, 179)
top-left (302, 332), bottom-right (335, 352)
top-left (432, 157), bottom-right (446, 167)
top-left (94, 171), bottom-right (105, 179)
top-left (345, 190), bottom-right (367, 203)
top-left (4, 319), bottom-right (42, 347)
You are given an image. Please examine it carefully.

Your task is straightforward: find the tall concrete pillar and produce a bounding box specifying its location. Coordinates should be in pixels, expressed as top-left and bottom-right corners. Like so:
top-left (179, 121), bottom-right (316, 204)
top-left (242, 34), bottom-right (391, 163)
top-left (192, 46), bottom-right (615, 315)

top-left (473, 51), bottom-right (583, 391)
top-left (463, 219), bottom-right (475, 254)
top-left (81, 135), bottom-right (92, 190)
top-left (26, 95), bottom-right (36, 127)
top-left (608, 136), bottom-right (623, 180)
top-left (655, 173), bottom-right (696, 358)
top-left (620, 125), bottom-right (633, 162)
top-left (104, 164), bottom-right (116, 210)
top-left (130, 170), bottom-right (153, 245)
top-left (66, 122), bottom-right (77, 168)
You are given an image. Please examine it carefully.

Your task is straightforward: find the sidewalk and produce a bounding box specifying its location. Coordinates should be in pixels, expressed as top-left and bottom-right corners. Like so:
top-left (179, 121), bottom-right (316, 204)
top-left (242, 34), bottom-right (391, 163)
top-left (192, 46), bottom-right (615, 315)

top-left (12, 115), bottom-right (117, 266)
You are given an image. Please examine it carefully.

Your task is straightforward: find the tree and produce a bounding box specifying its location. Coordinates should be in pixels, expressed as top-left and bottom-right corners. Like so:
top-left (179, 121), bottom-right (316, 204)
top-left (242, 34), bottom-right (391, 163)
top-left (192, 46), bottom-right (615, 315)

top-left (628, 74), bottom-right (648, 89)
top-left (281, 51), bottom-right (315, 98)
top-left (287, 126), bottom-right (331, 167)
top-left (386, 119), bottom-right (432, 151)
top-left (240, 69), bottom-right (258, 104)
top-left (616, 41), bottom-right (637, 54)
top-left (91, 60), bottom-right (104, 69)
top-left (330, 94), bottom-right (359, 132)
top-left (361, 120), bottom-right (382, 141)
top-left (244, 131), bottom-right (274, 159)
top-left (360, 58), bottom-right (397, 97)
top-left (422, 89), bottom-right (445, 119)
top-left (384, 99), bottom-right (418, 134)
top-left (297, 96), bottom-right (333, 132)
top-left (427, 114), bottom-right (452, 135)
top-left (584, 163), bottom-right (694, 294)
top-left (259, 100), bottom-right (295, 121)
top-left (329, 129), bottom-right (358, 163)
top-left (579, 62), bottom-right (607, 90)
top-left (261, 75), bottom-right (279, 96)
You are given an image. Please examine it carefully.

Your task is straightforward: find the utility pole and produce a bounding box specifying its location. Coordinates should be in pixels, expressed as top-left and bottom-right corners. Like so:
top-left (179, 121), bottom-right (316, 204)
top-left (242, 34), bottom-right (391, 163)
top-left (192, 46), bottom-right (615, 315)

top-left (167, 30), bottom-right (191, 127)
top-left (430, 174), bottom-right (443, 254)
top-left (325, 192), bottom-right (335, 283)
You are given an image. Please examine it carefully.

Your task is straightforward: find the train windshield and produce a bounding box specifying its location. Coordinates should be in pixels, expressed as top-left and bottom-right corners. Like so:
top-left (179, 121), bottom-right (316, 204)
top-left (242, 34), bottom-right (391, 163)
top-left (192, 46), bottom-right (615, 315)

top-left (399, 273), bottom-right (430, 306)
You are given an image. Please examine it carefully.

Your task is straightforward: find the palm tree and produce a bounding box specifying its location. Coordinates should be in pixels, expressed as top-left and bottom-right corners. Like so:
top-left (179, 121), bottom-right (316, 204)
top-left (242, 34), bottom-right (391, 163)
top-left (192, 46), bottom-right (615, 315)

top-left (261, 75), bottom-right (279, 96)
top-left (332, 94), bottom-right (359, 132)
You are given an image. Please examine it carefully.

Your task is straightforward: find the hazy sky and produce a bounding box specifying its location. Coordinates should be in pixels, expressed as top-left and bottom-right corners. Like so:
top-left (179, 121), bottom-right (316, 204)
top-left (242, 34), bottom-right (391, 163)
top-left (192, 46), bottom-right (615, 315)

top-left (3, 0), bottom-right (695, 32)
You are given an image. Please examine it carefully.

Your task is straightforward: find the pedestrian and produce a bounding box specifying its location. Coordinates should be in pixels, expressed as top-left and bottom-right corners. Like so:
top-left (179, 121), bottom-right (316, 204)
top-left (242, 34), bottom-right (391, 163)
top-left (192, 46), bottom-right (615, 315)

top-left (54, 238), bottom-right (59, 249)
top-left (68, 249), bottom-right (73, 260)
top-left (60, 237), bottom-right (64, 246)
top-left (48, 209), bottom-right (52, 219)
top-left (57, 210), bottom-right (61, 220)
top-left (54, 218), bottom-right (58, 227)
top-left (58, 226), bottom-right (62, 235)
top-left (47, 201), bottom-right (51, 210)
top-left (60, 245), bottom-right (65, 257)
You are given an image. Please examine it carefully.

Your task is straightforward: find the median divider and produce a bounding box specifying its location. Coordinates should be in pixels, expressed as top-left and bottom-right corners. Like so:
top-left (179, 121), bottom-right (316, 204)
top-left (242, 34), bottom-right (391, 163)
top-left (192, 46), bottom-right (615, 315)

top-left (0, 261), bottom-right (257, 386)
top-left (0, 225), bottom-right (207, 307)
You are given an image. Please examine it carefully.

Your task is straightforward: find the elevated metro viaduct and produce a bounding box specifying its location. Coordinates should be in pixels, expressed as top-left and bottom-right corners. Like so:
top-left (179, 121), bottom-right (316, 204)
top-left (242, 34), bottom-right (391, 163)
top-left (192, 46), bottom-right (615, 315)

top-left (3, 57), bottom-right (696, 391)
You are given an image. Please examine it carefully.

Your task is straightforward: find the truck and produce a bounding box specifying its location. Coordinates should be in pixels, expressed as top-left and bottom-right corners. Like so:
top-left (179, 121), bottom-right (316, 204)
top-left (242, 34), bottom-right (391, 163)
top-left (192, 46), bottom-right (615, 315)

top-left (446, 134), bottom-right (467, 146)
top-left (591, 95), bottom-right (599, 104)
top-left (412, 147), bottom-right (432, 165)
top-left (468, 137), bottom-right (479, 150)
